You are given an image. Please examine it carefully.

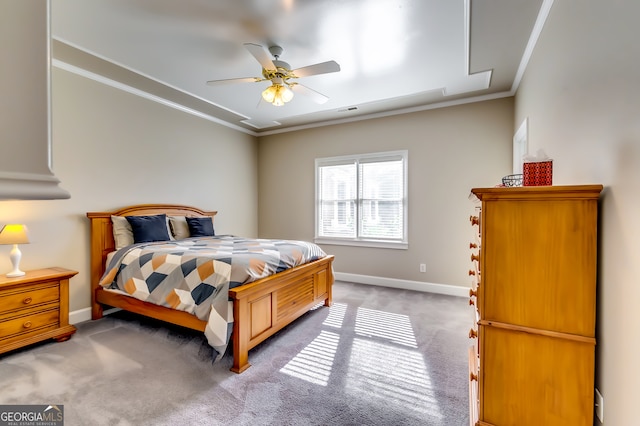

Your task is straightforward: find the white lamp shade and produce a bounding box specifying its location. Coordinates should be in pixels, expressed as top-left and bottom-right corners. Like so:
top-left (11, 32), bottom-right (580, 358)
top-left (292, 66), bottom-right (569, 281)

top-left (0, 224), bottom-right (30, 245)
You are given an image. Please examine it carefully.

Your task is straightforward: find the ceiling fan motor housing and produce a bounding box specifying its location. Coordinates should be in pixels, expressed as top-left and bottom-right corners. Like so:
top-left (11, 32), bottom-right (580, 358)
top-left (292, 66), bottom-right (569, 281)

top-left (268, 45), bottom-right (284, 59)
top-left (264, 45), bottom-right (293, 79)
top-left (263, 59), bottom-right (293, 81)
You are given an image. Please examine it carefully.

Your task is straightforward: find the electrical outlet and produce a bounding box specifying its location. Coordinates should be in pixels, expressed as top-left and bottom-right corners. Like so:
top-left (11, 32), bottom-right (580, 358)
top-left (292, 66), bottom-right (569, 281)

top-left (595, 388), bottom-right (604, 422)
top-left (419, 263), bottom-right (426, 273)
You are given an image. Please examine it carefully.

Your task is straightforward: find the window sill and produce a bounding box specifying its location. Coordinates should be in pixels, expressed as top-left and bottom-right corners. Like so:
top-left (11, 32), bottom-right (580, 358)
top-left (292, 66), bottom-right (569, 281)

top-left (314, 237), bottom-right (408, 250)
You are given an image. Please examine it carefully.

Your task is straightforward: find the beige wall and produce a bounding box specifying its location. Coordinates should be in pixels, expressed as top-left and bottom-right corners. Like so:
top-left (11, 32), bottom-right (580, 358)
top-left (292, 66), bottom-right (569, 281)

top-left (0, 68), bottom-right (258, 314)
top-left (258, 98), bottom-right (513, 288)
top-left (514, 1), bottom-right (640, 424)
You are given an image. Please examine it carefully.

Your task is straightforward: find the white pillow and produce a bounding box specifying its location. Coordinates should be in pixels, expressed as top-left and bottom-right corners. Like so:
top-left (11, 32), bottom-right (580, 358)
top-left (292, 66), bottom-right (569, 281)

top-left (169, 216), bottom-right (190, 240)
top-left (111, 215), bottom-right (134, 249)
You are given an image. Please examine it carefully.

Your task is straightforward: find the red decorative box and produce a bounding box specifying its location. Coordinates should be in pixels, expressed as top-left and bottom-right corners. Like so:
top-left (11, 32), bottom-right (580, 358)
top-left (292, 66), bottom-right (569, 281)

top-left (523, 161), bottom-right (553, 186)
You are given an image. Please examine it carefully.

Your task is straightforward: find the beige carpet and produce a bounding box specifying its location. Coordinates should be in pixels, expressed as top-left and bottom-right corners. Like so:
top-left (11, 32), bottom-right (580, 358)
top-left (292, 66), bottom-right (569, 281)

top-left (0, 281), bottom-right (470, 425)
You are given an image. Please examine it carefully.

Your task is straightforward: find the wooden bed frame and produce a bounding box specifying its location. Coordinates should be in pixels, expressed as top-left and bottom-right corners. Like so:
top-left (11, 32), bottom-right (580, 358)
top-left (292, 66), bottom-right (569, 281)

top-left (86, 204), bottom-right (334, 373)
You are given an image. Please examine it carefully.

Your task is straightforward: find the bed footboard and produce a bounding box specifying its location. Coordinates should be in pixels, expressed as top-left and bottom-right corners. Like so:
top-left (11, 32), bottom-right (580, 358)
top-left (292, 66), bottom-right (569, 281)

top-left (229, 255), bottom-right (334, 373)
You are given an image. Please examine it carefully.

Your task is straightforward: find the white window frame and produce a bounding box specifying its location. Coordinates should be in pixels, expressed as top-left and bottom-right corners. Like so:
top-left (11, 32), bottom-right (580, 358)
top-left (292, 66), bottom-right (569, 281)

top-left (314, 150), bottom-right (408, 249)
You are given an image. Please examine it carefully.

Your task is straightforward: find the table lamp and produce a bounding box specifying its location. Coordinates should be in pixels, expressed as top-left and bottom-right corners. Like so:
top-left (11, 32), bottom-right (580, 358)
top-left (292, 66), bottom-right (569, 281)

top-left (0, 224), bottom-right (30, 277)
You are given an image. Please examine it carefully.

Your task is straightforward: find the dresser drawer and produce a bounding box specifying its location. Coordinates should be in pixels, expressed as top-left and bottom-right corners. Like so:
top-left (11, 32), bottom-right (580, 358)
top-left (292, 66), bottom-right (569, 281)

top-left (0, 283), bottom-right (59, 315)
top-left (468, 345), bottom-right (479, 426)
top-left (0, 308), bottom-right (60, 339)
top-left (479, 325), bottom-right (595, 425)
top-left (469, 306), bottom-right (480, 356)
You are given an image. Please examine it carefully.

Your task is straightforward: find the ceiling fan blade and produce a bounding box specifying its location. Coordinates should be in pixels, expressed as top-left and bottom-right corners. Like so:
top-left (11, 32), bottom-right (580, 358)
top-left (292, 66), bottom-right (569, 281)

top-left (291, 83), bottom-right (329, 104)
top-left (243, 43), bottom-right (276, 71)
top-left (292, 60), bottom-right (340, 78)
top-left (206, 77), bottom-right (259, 86)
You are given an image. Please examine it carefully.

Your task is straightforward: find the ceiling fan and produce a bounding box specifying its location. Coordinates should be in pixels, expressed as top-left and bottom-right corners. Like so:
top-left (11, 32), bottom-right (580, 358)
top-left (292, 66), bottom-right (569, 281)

top-left (206, 43), bottom-right (340, 106)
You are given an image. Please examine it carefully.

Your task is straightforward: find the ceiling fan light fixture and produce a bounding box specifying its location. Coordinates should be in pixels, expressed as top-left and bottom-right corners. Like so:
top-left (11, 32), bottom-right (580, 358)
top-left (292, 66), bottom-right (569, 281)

top-left (280, 85), bottom-right (294, 102)
top-left (262, 83), bottom-right (294, 106)
top-left (262, 85), bottom-right (277, 103)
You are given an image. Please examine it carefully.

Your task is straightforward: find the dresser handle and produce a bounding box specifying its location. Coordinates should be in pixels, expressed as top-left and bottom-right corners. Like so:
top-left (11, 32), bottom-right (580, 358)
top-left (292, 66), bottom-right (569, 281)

top-left (469, 215), bottom-right (479, 226)
top-left (469, 298), bottom-right (475, 306)
top-left (468, 269), bottom-right (476, 276)
top-left (470, 253), bottom-right (479, 262)
top-left (23, 297), bottom-right (33, 305)
top-left (469, 328), bottom-right (477, 339)
top-left (23, 321), bottom-right (32, 329)
top-left (469, 242), bottom-right (478, 249)
top-left (470, 372), bottom-right (478, 382)
top-left (469, 289), bottom-right (477, 297)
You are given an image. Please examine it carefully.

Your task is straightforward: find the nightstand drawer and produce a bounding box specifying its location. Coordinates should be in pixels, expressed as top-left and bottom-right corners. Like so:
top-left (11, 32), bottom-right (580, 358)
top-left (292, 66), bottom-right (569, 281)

top-left (0, 283), bottom-right (59, 314)
top-left (0, 309), bottom-right (60, 339)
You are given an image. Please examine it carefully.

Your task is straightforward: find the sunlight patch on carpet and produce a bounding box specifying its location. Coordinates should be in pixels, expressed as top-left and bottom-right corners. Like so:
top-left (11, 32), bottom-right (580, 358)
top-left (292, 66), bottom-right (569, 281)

top-left (323, 302), bottom-right (347, 328)
top-left (346, 338), bottom-right (443, 419)
top-left (354, 307), bottom-right (418, 348)
top-left (279, 330), bottom-right (340, 386)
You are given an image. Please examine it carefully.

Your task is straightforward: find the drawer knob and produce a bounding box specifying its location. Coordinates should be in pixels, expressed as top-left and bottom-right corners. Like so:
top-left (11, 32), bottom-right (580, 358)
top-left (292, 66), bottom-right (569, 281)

top-left (468, 269), bottom-right (476, 276)
top-left (470, 372), bottom-right (478, 382)
top-left (469, 215), bottom-right (479, 226)
top-left (23, 297), bottom-right (33, 305)
top-left (469, 242), bottom-right (478, 249)
top-left (469, 328), bottom-right (478, 339)
top-left (23, 321), bottom-right (32, 329)
top-left (470, 253), bottom-right (479, 262)
top-left (469, 289), bottom-right (477, 297)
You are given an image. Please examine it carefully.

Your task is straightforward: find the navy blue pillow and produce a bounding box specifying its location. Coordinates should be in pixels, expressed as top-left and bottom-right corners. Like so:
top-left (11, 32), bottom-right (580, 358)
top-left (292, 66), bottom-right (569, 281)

top-left (186, 217), bottom-right (215, 237)
top-left (126, 214), bottom-right (170, 243)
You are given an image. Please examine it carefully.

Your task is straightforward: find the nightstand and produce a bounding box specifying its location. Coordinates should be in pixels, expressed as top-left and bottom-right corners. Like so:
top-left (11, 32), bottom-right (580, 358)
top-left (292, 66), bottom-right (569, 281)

top-left (0, 267), bottom-right (78, 355)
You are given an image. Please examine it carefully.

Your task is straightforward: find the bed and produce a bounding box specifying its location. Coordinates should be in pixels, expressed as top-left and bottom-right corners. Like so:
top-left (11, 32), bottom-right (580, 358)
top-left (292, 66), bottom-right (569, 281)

top-left (86, 204), bottom-right (334, 373)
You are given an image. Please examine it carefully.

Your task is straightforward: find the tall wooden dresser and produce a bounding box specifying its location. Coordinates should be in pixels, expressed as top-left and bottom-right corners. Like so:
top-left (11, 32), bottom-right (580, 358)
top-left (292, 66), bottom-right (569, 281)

top-left (467, 185), bottom-right (602, 426)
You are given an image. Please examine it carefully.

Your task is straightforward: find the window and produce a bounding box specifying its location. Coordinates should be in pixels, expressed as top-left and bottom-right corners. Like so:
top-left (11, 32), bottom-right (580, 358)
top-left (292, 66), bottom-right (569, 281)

top-left (315, 151), bottom-right (408, 249)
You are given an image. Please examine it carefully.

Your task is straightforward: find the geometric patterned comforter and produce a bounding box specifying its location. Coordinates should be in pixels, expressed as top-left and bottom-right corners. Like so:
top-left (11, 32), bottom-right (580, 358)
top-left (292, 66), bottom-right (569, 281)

top-left (99, 235), bottom-right (327, 361)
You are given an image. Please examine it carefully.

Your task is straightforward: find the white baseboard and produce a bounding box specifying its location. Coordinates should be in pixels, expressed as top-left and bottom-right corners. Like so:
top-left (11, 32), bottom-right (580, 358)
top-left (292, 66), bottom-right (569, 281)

top-left (69, 306), bottom-right (121, 325)
top-left (69, 307), bottom-right (92, 325)
top-left (334, 272), bottom-right (469, 298)
top-left (69, 274), bottom-right (468, 323)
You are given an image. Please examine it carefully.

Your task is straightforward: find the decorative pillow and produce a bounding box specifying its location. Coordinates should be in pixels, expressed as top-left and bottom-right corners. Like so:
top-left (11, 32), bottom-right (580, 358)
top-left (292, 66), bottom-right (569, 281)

top-left (126, 214), bottom-right (171, 243)
top-left (169, 216), bottom-right (190, 240)
top-left (111, 216), bottom-right (134, 249)
top-left (167, 215), bottom-right (176, 241)
top-left (185, 216), bottom-right (215, 237)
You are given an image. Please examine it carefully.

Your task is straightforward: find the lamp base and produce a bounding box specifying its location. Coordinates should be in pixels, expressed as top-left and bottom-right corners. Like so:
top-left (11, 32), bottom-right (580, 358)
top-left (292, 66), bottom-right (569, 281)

top-left (6, 244), bottom-right (25, 278)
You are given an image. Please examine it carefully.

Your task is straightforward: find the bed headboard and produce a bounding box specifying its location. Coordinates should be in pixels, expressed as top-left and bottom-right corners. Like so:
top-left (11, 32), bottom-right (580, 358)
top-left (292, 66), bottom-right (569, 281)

top-left (86, 204), bottom-right (217, 317)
